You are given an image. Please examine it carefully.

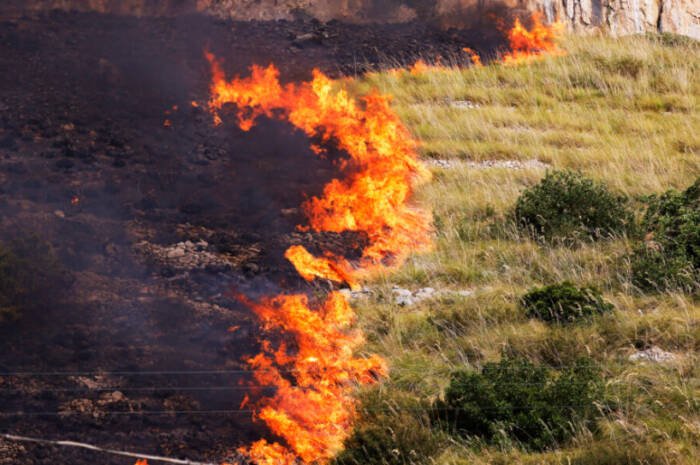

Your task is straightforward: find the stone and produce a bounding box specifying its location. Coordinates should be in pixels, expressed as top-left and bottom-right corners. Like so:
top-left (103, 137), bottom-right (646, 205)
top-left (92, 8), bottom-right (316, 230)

top-left (450, 100), bottom-right (480, 109)
top-left (166, 247), bottom-right (186, 258)
top-left (629, 346), bottom-right (678, 363)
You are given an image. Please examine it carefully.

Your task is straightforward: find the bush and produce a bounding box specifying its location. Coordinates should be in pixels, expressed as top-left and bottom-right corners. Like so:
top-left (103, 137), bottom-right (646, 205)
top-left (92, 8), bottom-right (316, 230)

top-left (514, 170), bottom-right (632, 241)
top-left (0, 236), bottom-right (69, 323)
top-left (334, 390), bottom-right (442, 465)
top-left (632, 178), bottom-right (700, 291)
top-left (435, 357), bottom-right (602, 451)
top-left (521, 282), bottom-right (614, 324)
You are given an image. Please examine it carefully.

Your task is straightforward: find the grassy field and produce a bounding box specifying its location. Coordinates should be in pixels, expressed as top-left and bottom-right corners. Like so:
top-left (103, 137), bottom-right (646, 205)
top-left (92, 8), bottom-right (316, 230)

top-left (339, 34), bottom-right (699, 464)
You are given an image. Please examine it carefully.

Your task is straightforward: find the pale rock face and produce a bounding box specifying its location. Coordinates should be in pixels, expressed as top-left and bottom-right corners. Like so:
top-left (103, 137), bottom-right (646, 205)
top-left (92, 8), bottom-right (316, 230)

top-left (485, 0), bottom-right (697, 39)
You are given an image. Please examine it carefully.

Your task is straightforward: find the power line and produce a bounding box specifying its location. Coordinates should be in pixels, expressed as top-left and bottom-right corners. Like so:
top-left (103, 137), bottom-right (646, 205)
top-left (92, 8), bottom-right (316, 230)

top-left (0, 380), bottom-right (601, 393)
top-left (0, 433), bottom-right (225, 465)
top-left (0, 410), bottom-right (254, 417)
top-left (0, 386), bottom-right (273, 393)
top-left (0, 364), bottom-right (606, 377)
top-left (0, 370), bottom-right (257, 376)
top-left (0, 405), bottom-right (602, 417)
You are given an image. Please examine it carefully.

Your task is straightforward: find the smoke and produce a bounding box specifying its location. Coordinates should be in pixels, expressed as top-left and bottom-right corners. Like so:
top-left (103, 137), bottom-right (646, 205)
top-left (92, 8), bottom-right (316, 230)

top-left (2, 0), bottom-right (518, 28)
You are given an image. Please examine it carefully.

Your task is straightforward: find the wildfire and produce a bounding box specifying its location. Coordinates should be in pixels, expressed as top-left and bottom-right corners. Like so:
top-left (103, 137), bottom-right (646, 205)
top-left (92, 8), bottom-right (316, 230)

top-left (501, 13), bottom-right (565, 65)
top-left (239, 292), bottom-right (386, 464)
top-left (386, 14), bottom-right (564, 74)
top-left (284, 245), bottom-right (356, 289)
top-left (462, 47), bottom-right (482, 67)
top-left (206, 53), bottom-right (431, 464)
top-left (206, 53), bottom-right (432, 274)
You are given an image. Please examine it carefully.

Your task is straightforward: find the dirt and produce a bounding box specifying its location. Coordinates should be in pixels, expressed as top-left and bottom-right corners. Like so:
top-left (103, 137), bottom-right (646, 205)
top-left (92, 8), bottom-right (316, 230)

top-left (0, 10), bottom-right (505, 464)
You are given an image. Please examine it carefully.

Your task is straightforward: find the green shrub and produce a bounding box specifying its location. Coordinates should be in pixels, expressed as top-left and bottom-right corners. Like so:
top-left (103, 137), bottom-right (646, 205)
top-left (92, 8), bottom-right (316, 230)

top-left (334, 390), bottom-right (442, 465)
top-left (521, 282), bottom-right (614, 324)
top-left (0, 236), bottom-right (69, 323)
top-left (435, 357), bottom-right (602, 451)
top-left (514, 170), bottom-right (632, 241)
top-left (632, 178), bottom-right (700, 291)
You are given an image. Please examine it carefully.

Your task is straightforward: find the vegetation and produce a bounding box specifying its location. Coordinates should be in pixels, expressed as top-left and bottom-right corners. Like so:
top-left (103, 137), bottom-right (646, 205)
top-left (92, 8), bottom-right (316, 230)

top-left (342, 33), bottom-right (699, 465)
top-left (334, 390), bottom-right (441, 465)
top-left (436, 357), bottom-right (602, 450)
top-left (521, 282), bottom-right (614, 324)
top-left (514, 170), bottom-right (631, 241)
top-left (0, 236), bottom-right (68, 324)
top-left (632, 178), bottom-right (700, 291)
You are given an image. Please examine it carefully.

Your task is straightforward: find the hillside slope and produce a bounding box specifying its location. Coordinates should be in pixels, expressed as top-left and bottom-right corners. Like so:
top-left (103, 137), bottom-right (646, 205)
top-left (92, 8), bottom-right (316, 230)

top-left (340, 33), bottom-right (699, 465)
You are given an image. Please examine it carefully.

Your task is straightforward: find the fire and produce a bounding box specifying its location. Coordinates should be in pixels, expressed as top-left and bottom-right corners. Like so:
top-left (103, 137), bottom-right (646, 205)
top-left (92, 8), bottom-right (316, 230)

top-left (501, 13), bottom-right (565, 65)
top-left (207, 53), bottom-right (431, 464)
top-left (239, 292), bottom-right (386, 464)
top-left (284, 245), bottom-right (356, 289)
top-left (462, 47), bottom-right (482, 67)
top-left (409, 59), bottom-right (430, 75)
top-left (207, 53), bottom-right (432, 274)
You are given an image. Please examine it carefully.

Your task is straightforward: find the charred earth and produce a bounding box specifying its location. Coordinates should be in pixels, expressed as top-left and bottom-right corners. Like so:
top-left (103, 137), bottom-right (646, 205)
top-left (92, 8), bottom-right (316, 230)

top-left (0, 8), bottom-right (502, 465)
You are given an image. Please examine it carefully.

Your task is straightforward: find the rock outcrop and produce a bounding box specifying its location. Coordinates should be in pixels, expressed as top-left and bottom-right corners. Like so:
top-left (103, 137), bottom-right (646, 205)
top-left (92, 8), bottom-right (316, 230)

top-left (500, 0), bottom-right (699, 39)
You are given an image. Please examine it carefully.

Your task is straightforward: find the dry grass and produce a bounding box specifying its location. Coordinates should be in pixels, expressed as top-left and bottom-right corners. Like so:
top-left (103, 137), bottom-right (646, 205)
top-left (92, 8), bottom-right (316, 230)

top-left (343, 33), bottom-right (699, 464)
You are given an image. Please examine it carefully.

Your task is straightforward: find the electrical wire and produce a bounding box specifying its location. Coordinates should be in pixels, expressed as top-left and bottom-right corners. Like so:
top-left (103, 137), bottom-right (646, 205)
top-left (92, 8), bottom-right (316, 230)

top-left (0, 433), bottom-right (225, 465)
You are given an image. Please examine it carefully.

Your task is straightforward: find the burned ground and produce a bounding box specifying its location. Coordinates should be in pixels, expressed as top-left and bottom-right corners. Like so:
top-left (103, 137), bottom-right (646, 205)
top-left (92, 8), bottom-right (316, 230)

top-left (0, 10), bottom-right (500, 464)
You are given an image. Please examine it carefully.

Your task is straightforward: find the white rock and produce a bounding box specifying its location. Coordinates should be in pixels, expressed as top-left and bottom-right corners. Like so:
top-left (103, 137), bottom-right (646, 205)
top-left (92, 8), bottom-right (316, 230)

top-left (392, 287), bottom-right (413, 297)
top-left (449, 100), bottom-right (480, 109)
top-left (166, 247), bottom-right (186, 258)
top-left (395, 294), bottom-right (415, 306)
top-left (629, 346), bottom-right (677, 363)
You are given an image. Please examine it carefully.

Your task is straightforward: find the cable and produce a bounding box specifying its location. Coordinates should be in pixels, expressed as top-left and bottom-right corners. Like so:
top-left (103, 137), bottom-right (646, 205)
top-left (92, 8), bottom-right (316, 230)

top-left (0, 364), bottom-right (605, 376)
top-left (0, 386), bottom-right (274, 393)
top-left (0, 410), bottom-right (254, 417)
top-left (0, 380), bottom-right (600, 393)
top-left (0, 370), bottom-right (257, 376)
top-left (0, 405), bottom-right (601, 417)
top-left (0, 433), bottom-right (225, 465)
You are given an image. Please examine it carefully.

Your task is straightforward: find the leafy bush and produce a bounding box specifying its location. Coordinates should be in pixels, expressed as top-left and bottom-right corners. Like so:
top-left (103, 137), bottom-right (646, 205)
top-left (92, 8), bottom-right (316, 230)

top-left (0, 236), bottom-right (69, 323)
top-left (521, 282), bottom-right (614, 324)
top-left (435, 357), bottom-right (602, 451)
top-left (334, 390), bottom-right (442, 465)
top-left (632, 178), bottom-right (700, 291)
top-left (514, 170), bottom-right (632, 241)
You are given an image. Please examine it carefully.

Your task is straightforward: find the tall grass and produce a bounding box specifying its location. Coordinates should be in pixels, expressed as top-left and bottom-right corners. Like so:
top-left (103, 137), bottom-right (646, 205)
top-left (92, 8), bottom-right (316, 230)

top-left (344, 33), bottom-right (699, 464)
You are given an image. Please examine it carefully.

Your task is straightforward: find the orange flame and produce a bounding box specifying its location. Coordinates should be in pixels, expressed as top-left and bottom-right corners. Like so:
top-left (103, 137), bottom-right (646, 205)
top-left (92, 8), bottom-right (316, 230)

top-left (462, 47), bottom-right (482, 67)
top-left (501, 13), bottom-right (565, 65)
top-left (207, 53), bottom-right (431, 464)
top-left (207, 54), bottom-right (432, 275)
top-left (409, 59), bottom-right (430, 75)
top-left (239, 292), bottom-right (386, 463)
top-left (284, 245), bottom-right (356, 289)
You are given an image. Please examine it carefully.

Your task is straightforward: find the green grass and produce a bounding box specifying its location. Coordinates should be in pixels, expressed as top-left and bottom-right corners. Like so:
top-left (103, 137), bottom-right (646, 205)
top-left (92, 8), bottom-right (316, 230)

top-left (343, 34), bottom-right (699, 464)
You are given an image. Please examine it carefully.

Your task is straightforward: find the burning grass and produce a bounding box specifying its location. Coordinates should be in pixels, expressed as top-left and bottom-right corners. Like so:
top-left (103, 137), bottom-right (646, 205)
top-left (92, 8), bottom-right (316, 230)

top-left (127, 31), bottom-right (697, 465)
top-left (341, 33), bottom-right (699, 464)
top-left (205, 52), bottom-right (432, 464)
